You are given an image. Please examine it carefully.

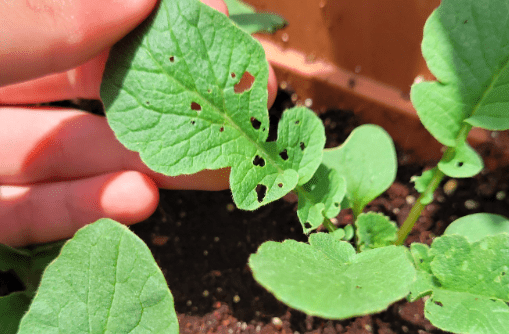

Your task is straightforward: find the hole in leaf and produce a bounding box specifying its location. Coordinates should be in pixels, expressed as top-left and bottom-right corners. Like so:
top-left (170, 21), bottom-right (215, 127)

top-left (278, 183), bottom-right (283, 188)
top-left (304, 222), bottom-right (312, 229)
top-left (256, 184), bottom-right (267, 203)
top-left (190, 120), bottom-right (196, 125)
top-left (355, 285), bottom-right (361, 289)
top-left (334, 202), bottom-right (339, 207)
top-left (262, 127), bottom-right (266, 131)
top-left (463, 19), bottom-right (468, 24)
top-left (234, 71), bottom-right (255, 94)
top-left (191, 102), bottom-right (202, 111)
top-left (253, 155), bottom-right (265, 167)
top-left (295, 120), bottom-right (300, 125)
top-left (419, 259), bottom-right (424, 263)
top-left (219, 127), bottom-right (224, 132)
top-left (457, 161), bottom-right (464, 167)
top-left (145, 101), bottom-right (150, 105)
top-left (433, 301), bottom-right (443, 307)
top-left (250, 117), bottom-right (261, 130)
top-left (502, 271), bottom-right (506, 276)
top-left (231, 72), bottom-right (236, 78)
top-left (348, 78), bottom-right (356, 88)
top-left (169, 56), bottom-right (175, 62)
top-left (279, 149), bottom-right (288, 160)
top-left (300, 142), bottom-right (306, 150)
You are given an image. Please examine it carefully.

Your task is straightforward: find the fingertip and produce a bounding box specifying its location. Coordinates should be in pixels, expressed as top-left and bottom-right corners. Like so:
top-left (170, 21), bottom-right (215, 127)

top-left (100, 171), bottom-right (159, 224)
top-left (201, 0), bottom-right (229, 16)
top-left (267, 64), bottom-right (278, 108)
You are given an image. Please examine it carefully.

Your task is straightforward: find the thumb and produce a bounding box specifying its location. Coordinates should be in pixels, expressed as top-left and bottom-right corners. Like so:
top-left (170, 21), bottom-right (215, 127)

top-left (0, 0), bottom-right (158, 87)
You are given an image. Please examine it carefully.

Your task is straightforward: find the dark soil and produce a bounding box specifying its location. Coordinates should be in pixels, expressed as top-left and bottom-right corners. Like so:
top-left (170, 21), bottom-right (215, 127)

top-left (128, 89), bottom-right (509, 333)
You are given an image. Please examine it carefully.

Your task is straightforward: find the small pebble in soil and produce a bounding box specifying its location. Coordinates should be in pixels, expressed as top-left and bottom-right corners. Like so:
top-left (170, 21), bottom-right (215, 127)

top-left (226, 203), bottom-right (235, 212)
top-left (443, 179), bottom-right (458, 196)
top-left (214, 236), bottom-right (220, 242)
top-left (233, 295), bottom-right (241, 303)
top-left (304, 98), bottom-right (313, 107)
top-left (497, 190), bottom-right (506, 200)
top-left (203, 250), bottom-right (208, 256)
top-left (186, 300), bottom-right (192, 306)
top-left (271, 317), bottom-right (283, 330)
top-left (202, 290), bottom-right (209, 297)
top-left (405, 195), bottom-right (416, 205)
top-left (464, 199), bottom-right (480, 210)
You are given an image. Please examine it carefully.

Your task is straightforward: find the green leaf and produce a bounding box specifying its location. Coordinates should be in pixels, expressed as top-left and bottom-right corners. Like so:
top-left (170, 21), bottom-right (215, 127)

top-left (101, 0), bottom-right (324, 210)
top-left (17, 219), bottom-right (178, 334)
top-left (411, 0), bottom-right (509, 147)
top-left (445, 213), bottom-right (509, 243)
top-left (224, 0), bottom-right (287, 35)
top-left (355, 213), bottom-right (398, 251)
top-left (296, 164), bottom-right (347, 233)
top-left (249, 233), bottom-right (415, 319)
top-left (322, 125), bottom-right (397, 217)
top-left (408, 243), bottom-right (436, 302)
top-left (437, 141), bottom-right (483, 178)
top-left (422, 234), bottom-right (509, 333)
top-left (411, 168), bottom-right (436, 205)
top-left (425, 289), bottom-right (509, 334)
top-left (0, 292), bottom-right (34, 334)
top-left (343, 224), bottom-right (355, 241)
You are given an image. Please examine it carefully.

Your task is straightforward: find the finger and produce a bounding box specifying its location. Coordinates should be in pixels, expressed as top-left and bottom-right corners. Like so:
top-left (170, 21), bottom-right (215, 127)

top-left (0, 171), bottom-right (159, 247)
top-left (0, 0), bottom-right (278, 109)
top-left (0, 107), bottom-right (230, 190)
top-left (0, 0), bottom-right (158, 87)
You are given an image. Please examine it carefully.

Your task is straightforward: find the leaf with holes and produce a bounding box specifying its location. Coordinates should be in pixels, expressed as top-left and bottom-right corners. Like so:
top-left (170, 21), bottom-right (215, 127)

top-left (410, 0), bottom-right (509, 178)
top-left (248, 233), bottom-right (415, 319)
top-left (321, 124), bottom-right (397, 217)
top-left (295, 164), bottom-right (347, 233)
top-left (409, 234), bottom-right (509, 333)
top-left (355, 213), bottom-right (398, 251)
top-left (101, 0), bottom-right (324, 210)
top-left (17, 219), bottom-right (178, 334)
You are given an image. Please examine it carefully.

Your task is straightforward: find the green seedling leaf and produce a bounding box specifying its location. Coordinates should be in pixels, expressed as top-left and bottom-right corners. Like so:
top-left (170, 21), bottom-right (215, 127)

top-left (425, 288), bottom-right (509, 334)
top-left (411, 0), bottom-right (509, 177)
top-left (411, 168), bottom-right (436, 205)
top-left (355, 213), bottom-right (398, 251)
top-left (101, 0), bottom-right (324, 211)
top-left (224, 0), bottom-right (287, 34)
top-left (0, 241), bottom-right (64, 333)
top-left (322, 125), bottom-right (397, 217)
top-left (445, 213), bottom-right (509, 243)
top-left (420, 234), bottom-right (509, 333)
top-left (437, 141), bottom-right (483, 178)
top-left (296, 164), bottom-right (347, 233)
top-left (330, 228), bottom-right (346, 240)
top-left (408, 243), bottom-right (436, 302)
top-left (343, 224), bottom-right (355, 241)
top-left (18, 219), bottom-right (178, 334)
top-left (249, 233), bottom-right (415, 319)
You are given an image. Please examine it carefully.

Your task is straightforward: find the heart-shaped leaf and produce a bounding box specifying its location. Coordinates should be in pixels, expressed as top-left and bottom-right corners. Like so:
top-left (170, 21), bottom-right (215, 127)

top-left (322, 125), bottom-right (397, 217)
top-left (445, 213), bottom-right (509, 243)
top-left (249, 233), bottom-right (415, 319)
top-left (101, 0), bottom-right (324, 210)
top-left (355, 213), bottom-right (398, 251)
top-left (17, 219), bottom-right (178, 334)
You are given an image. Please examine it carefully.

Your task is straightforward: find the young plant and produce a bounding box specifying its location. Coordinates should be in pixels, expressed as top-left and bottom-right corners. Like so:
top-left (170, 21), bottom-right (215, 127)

top-left (249, 0), bottom-right (509, 332)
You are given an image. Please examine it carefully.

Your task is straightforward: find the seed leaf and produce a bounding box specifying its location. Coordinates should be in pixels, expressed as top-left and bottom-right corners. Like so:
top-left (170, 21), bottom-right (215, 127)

top-left (296, 164), bottom-right (347, 233)
top-left (322, 125), bottom-right (397, 217)
top-left (101, 0), bottom-right (323, 210)
top-left (355, 213), bottom-right (398, 251)
top-left (411, 0), bottom-right (509, 173)
top-left (249, 233), bottom-right (415, 319)
top-left (17, 219), bottom-right (178, 334)
top-left (224, 0), bottom-right (287, 34)
top-left (444, 213), bottom-right (509, 243)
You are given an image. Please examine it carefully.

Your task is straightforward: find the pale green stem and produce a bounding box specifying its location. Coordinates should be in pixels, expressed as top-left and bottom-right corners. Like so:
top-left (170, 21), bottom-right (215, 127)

top-left (322, 217), bottom-right (337, 232)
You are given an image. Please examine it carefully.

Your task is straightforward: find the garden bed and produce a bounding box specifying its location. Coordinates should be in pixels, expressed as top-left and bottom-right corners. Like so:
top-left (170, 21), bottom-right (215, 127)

top-left (129, 89), bottom-right (509, 334)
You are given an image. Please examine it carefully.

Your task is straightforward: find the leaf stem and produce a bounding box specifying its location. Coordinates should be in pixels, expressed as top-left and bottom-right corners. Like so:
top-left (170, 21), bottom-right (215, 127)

top-left (322, 217), bottom-right (337, 232)
top-left (395, 162), bottom-right (445, 245)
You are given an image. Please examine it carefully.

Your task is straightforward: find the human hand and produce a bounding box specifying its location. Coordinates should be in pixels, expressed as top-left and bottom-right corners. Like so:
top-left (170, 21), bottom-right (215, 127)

top-left (0, 0), bottom-right (278, 247)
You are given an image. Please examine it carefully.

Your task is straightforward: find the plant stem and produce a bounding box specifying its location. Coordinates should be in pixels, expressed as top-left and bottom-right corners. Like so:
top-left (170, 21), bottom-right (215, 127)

top-left (395, 165), bottom-right (445, 245)
top-left (322, 217), bottom-right (337, 232)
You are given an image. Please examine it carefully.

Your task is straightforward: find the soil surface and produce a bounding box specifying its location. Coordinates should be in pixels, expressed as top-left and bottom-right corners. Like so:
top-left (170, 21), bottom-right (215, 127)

top-left (128, 89), bottom-right (509, 333)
